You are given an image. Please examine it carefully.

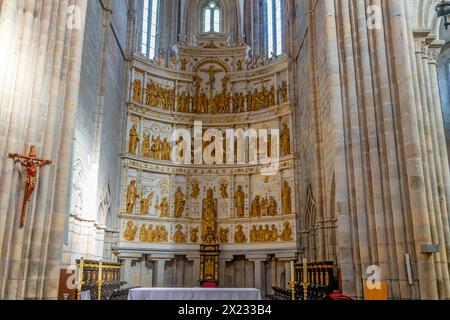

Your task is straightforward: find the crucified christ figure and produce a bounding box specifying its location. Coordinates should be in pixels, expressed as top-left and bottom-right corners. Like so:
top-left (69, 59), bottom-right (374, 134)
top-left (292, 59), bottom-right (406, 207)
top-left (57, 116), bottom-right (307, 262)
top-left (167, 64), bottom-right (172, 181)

top-left (9, 145), bottom-right (52, 227)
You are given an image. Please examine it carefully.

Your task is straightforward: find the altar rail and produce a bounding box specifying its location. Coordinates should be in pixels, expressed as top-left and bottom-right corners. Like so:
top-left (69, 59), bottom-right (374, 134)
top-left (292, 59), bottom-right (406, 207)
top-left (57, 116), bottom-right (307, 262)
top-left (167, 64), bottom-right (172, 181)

top-left (294, 261), bottom-right (340, 289)
top-left (75, 258), bottom-right (125, 300)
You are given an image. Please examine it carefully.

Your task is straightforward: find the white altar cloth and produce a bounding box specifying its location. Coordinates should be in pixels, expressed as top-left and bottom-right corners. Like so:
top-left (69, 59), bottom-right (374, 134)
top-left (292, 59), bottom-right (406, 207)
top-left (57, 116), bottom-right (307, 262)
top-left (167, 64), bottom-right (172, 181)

top-left (128, 288), bottom-right (263, 300)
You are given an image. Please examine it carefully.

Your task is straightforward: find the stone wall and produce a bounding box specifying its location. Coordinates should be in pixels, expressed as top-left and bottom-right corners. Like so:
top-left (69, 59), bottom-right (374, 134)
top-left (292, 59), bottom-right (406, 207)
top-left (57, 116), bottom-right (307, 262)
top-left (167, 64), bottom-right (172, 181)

top-left (63, 0), bottom-right (128, 266)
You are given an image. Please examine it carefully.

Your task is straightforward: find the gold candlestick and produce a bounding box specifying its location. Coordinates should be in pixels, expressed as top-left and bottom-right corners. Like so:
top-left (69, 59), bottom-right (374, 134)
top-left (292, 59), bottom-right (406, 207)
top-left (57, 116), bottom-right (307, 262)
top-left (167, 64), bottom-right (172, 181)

top-left (97, 260), bottom-right (103, 300)
top-left (289, 280), bottom-right (296, 300)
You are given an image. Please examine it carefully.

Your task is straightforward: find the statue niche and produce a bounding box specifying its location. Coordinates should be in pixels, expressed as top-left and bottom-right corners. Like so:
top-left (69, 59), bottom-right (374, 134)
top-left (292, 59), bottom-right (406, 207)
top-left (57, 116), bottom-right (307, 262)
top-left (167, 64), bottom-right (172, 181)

top-left (202, 188), bottom-right (218, 243)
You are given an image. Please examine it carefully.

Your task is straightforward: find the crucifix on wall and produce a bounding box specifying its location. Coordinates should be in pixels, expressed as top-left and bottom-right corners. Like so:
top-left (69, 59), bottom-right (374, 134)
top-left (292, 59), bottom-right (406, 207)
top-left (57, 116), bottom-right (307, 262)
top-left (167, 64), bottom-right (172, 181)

top-left (9, 146), bottom-right (52, 228)
top-left (199, 65), bottom-right (223, 99)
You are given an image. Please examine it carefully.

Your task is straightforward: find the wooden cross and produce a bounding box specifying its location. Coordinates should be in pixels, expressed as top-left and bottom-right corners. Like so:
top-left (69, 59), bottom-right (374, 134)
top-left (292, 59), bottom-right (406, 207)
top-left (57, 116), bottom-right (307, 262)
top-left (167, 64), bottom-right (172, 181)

top-left (200, 65), bottom-right (223, 98)
top-left (9, 145), bottom-right (52, 228)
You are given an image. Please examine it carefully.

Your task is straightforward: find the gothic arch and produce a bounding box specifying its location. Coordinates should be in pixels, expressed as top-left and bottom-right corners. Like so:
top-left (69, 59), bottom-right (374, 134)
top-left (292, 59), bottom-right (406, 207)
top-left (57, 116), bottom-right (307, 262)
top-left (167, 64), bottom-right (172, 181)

top-left (180, 0), bottom-right (243, 43)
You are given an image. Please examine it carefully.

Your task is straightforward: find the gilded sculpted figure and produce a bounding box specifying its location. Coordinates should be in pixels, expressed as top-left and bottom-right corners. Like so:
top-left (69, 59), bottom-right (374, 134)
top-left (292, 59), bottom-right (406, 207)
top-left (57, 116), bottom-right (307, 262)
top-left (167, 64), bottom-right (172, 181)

top-left (126, 180), bottom-right (138, 214)
top-left (251, 196), bottom-right (261, 218)
top-left (154, 225), bottom-right (161, 242)
top-left (176, 136), bottom-right (185, 160)
top-left (202, 226), bottom-right (217, 245)
top-left (190, 227), bottom-right (199, 243)
top-left (191, 182), bottom-right (200, 199)
top-left (282, 181), bottom-right (292, 215)
top-left (160, 226), bottom-right (169, 242)
top-left (174, 187), bottom-right (186, 218)
top-left (139, 224), bottom-right (147, 242)
top-left (235, 185), bottom-right (245, 217)
top-left (128, 124), bottom-right (139, 155)
top-left (142, 134), bottom-right (151, 158)
top-left (161, 137), bottom-right (171, 160)
top-left (220, 182), bottom-right (228, 198)
top-left (157, 196), bottom-right (169, 217)
top-left (234, 225), bottom-right (246, 243)
top-left (257, 225), bottom-right (265, 242)
top-left (147, 224), bottom-right (154, 242)
top-left (219, 227), bottom-right (229, 243)
top-left (173, 224), bottom-right (187, 243)
top-left (180, 58), bottom-right (187, 71)
top-left (250, 226), bottom-right (258, 242)
top-left (279, 81), bottom-right (288, 103)
top-left (151, 136), bottom-right (162, 160)
top-left (261, 197), bottom-right (268, 216)
top-left (280, 123), bottom-right (291, 156)
top-left (270, 224), bottom-right (278, 242)
top-left (264, 225), bottom-right (270, 242)
top-left (202, 188), bottom-right (218, 239)
top-left (140, 191), bottom-right (154, 215)
top-left (281, 221), bottom-right (293, 241)
top-left (123, 221), bottom-right (138, 241)
top-left (268, 196), bottom-right (278, 216)
top-left (132, 79), bottom-right (142, 102)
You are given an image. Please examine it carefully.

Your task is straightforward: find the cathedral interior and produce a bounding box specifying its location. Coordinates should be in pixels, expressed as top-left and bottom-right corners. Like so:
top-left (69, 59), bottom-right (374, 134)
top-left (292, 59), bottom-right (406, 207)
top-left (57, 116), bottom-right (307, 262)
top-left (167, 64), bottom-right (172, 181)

top-left (1, 0), bottom-right (450, 301)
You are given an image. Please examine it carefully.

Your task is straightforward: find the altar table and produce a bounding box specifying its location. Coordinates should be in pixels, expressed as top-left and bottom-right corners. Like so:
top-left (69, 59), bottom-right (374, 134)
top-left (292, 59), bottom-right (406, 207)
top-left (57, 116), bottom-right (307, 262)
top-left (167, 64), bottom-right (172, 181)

top-left (128, 288), bottom-right (263, 300)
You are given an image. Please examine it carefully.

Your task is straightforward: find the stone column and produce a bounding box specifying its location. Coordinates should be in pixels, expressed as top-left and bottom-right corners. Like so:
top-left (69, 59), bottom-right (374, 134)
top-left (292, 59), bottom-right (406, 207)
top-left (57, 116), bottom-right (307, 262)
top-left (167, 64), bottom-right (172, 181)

top-left (156, 259), bottom-right (167, 287)
top-left (187, 253), bottom-right (200, 287)
top-left (122, 259), bottom-right (133, 285)
top-left (387, 0), bottom-right (437, 299)
top-left (247, 254), bottom-right (267, 296)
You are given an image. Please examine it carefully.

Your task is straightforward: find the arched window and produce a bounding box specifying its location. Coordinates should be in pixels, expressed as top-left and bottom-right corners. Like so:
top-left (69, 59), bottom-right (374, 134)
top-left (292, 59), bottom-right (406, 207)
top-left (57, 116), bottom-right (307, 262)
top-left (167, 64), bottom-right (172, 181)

top-left (266, 0), bottom-right (283, 57)
top-left (203, 1), bottom-right (222, 33)
top-left (141, 0), bottom-right (160, 60)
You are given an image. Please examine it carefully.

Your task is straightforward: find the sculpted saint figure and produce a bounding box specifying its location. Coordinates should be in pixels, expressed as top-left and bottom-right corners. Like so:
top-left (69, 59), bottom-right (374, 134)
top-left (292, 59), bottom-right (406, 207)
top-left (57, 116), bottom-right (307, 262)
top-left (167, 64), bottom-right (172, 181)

top-left (123, 221), bottom-right (138, 241)
top-left (280, 123), bottom-right (291, 156)
top-left (264, 225), bottom-right (271, 242)
top-left (257, 225), bottom-right (265, 242)
top-left (147, 224), bottom-right (154, 242)
top-left (270, 225), bottom-right (278, 242)
top-left (281, 221), bottom-right (293, 241)
top-left (157, 196), bottom-right (169, 217)
top-left (126, 180), bottom-right (138, 214)
top-left (219, 227), bottom-right (229, 243)
top-left (173, 224), bottom-right (187, 243)
top-left (250, 225), bottom-right (258, 242)
top-left (176, 136), bottom-right (185, 159)
top-left (191, 182), bottom-right (200, 199)
top-left (220, 182), bottom-right (228, 198)
top-left (174, 187), bottom-right (186, 218)
top-left (202, 188), bottom-right (218, 239)
top-left (235, 185), bottom-right (245, 217)
top-left (251, 196), bottom-right (261, 218)
top-left (261, 197), bottom-right (268, 216)
top-left (202, 226), bottom-right (217, 245)
top-left (132, 80), bottom-right (142, 102)
top-left (190, 227), bottom-right (199, 243)
top-left (282, 181), bottom-right (292, 215)
top-left (142, 134), bottom-right (151, 158)
top-left (153, 225), bottom-right (161, 242)
top-left (234, 225), bottom-right (246, 243)
top-left (268, 196), bottom-right (278, 216)
top-left (140, 191), bottom-right (153, 215)
top-left (279, 81), bottom-right (288, 103)
top-left (160, 226), bottom-right (169, 242)
top-left (139, 224), bottom-right (147, 242)
top-left (128, 124), bottom-right (139, 155)
top-left (161, 137), bottom-right (171, 160)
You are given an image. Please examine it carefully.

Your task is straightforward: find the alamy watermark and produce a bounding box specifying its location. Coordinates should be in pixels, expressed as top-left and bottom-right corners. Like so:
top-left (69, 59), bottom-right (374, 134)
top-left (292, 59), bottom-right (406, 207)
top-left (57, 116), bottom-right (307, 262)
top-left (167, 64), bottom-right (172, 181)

top-left (171, 121), bottom-right (281, 176)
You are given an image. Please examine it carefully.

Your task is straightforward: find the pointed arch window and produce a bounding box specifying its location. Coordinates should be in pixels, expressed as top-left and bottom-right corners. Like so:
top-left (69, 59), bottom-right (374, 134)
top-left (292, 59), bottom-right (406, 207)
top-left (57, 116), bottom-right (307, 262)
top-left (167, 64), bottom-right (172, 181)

top-left (266, 0), bottom-right (283, 57)
top-left (141, 0), bottom-right (160, 60)
top-left (203, 1), bottom-right (222, 33)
